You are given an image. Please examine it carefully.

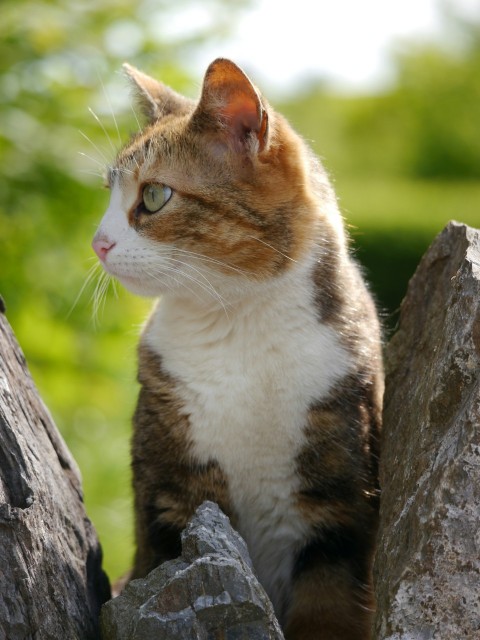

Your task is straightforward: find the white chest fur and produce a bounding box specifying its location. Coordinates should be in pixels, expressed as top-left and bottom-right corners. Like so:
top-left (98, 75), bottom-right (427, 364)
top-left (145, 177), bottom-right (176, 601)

top-left (143, 256), bottom-right (351, 616)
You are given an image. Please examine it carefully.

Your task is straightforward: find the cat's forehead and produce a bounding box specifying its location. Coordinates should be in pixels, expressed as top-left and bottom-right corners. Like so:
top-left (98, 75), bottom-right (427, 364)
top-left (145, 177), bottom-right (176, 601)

top-left (109, 115), bottom-right (227, 192)
top-left (109, 121), bottom-right (186, 186)
top-left (118, 125), bottom-right (174, 169)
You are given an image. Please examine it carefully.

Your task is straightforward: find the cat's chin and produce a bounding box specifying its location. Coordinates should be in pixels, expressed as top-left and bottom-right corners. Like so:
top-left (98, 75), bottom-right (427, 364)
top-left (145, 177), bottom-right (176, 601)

top-left (115, 274), bottom-right (162, 298)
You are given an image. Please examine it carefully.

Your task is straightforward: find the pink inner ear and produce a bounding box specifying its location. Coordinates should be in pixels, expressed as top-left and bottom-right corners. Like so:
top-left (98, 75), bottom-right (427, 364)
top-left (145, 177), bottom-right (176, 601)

top-left (217, 89), bottom-right (269, 154)
top-left (221, 93), bottom-right (261, 137)
top-left (195, 59), bottom-right (268, 153)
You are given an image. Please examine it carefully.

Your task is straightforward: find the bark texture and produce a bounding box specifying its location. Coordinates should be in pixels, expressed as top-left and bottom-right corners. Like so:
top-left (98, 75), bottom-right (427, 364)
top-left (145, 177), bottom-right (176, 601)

top-left (101, 501), bottom-right (284, 640)
top-left (374, 221), bottom-right (480, 639)
top-left (0, 305), bottom-right (110, 640)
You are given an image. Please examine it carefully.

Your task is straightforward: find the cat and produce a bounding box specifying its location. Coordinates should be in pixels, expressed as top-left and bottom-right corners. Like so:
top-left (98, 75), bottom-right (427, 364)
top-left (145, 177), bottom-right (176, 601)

top-left (92, 58), bottom-right (383, 640)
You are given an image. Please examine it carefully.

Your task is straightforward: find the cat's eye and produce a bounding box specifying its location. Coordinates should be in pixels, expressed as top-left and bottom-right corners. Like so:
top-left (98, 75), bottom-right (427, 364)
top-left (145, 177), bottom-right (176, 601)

top-left (142, 184), bottom-right (172, 213)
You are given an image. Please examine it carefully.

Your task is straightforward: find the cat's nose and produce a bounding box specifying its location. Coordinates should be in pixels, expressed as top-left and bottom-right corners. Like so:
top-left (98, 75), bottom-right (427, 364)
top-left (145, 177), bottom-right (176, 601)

top-left (92, 236), bottom-right (116, 261)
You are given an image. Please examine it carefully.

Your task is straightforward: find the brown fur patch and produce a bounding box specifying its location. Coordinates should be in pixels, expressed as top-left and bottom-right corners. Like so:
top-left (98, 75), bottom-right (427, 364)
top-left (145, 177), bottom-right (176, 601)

top-left (296, 374), bottom-right (380, 530)
top-left (131, 343), bottom-right (233, 578)
top-left (289, 368), bottom-right (381, 639)
top-left (285, 562), bottom-right (374, 640)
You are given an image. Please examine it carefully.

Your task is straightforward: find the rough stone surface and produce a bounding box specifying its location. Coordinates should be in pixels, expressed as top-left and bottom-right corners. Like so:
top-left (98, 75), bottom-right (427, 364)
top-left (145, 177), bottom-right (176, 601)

top-left (101, 501), bottom-right (284, 639)
top-left (374, 222), bottom-right (480, 639)
top-left (0, 308), bottom-right (110, 639)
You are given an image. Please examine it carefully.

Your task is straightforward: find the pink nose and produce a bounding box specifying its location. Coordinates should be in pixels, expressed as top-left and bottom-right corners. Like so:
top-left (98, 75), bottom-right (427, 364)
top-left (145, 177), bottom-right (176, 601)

top-left (92, 237), bottom-right (116, 261)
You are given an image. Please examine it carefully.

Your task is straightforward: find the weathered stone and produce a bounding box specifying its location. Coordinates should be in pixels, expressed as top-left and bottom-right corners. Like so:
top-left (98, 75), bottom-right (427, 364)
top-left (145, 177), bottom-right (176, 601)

top-left (0, 308), bottom-right (110, 639)
top-left (101, 501), bottom-right (284, 639)
top-left (374, 222), bottom-right (480, 639)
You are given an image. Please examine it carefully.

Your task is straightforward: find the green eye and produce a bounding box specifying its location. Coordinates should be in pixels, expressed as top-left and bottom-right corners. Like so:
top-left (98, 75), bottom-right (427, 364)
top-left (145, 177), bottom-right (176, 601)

top-left (142, 184), bottom-right (172, 213)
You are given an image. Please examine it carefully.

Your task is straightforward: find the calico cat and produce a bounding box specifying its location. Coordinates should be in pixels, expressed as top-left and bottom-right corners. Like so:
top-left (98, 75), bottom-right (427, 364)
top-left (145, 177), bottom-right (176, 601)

top-left (92, 58), bottom-right (383, 640)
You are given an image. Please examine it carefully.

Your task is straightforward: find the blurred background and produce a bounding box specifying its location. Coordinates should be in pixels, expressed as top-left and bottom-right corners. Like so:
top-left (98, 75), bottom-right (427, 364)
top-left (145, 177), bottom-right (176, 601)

top-left (1, 0), bottom-right (479, 582)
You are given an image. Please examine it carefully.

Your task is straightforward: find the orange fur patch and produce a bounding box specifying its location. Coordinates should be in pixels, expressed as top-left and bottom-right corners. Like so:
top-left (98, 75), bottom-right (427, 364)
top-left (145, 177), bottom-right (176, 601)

top-left (115, 110), bottom-right (317, 280)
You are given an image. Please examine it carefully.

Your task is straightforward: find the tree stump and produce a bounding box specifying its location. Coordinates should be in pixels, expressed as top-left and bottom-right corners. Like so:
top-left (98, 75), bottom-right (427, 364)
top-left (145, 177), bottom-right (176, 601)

top-left (0, 302), bottom-right (110, 640)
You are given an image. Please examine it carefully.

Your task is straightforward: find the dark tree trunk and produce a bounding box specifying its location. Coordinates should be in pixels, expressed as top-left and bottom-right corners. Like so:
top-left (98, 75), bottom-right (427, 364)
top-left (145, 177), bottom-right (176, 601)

top-left (0, 302), bottom-right (110, 640)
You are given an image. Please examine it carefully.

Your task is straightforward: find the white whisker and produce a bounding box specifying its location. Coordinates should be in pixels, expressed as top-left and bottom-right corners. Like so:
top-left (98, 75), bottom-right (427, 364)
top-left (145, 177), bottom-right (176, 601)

top-left (67, 262), bottom-right (100, 318)
top-left (172, 247), bottom-right (249, 277)
top-left (131, 154), bottom-right (141, 171)
top-left (165, 257), bottom-right (222, 297)
top-left (91, 269), bottom-right (112, 325)
top-left (78, 130), bottom-right (110, 166)
top-left (143, 265), bottom-right (188, 298)
top-left (246, 235), bottom-right (297, 263)
top-left (78, 151), bottom-right (106, 170)
top-left (150, 258), bottom-right (229, 317)
top-left (78, 169), bottom-right (105, 179)
top-left (130, 104), bottom-right (143, 133)
top-left (88, 106), bottom-right (116, 156)
top-left (118, 166), bottom-right (135, 176)
top-left (97, 70), bottom-right (122, 147)
top-left (111, 277), bottom-right (119, 300)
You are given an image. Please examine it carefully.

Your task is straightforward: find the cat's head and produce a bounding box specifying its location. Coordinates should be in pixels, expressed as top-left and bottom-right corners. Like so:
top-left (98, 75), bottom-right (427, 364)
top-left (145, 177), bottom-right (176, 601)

top-left (92, 58), bottom-right (320, 300)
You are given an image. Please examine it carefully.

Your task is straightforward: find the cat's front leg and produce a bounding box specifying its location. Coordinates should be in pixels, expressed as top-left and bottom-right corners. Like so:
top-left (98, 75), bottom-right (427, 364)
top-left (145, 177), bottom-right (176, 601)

top-left (130, 461), bottom-right (232, 579)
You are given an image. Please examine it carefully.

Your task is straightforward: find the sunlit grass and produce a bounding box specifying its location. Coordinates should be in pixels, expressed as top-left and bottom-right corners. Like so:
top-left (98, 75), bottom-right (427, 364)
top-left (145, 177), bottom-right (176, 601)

top-left (337, 177), bottom-right (480, 327)
top-left (339, 177), bottom-right (480, 232)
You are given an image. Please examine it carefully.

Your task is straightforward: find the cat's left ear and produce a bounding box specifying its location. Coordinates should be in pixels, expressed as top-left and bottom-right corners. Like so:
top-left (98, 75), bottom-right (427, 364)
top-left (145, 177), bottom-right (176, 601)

top-left (123, 63), bottom-right (194, 122)
top-left (192, 58), bottom-right (269, 155)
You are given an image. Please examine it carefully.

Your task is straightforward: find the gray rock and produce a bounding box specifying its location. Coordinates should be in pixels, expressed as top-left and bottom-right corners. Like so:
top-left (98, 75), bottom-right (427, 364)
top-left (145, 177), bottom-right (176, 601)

top-left (374, 222), bottom-right (480, 639)
top-left (101, 502), bottom-right (284, 639)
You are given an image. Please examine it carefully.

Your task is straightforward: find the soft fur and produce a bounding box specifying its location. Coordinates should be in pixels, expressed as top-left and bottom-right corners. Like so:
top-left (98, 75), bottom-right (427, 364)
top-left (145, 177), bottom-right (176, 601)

top-left (93, 58), bottom-right (383, 640)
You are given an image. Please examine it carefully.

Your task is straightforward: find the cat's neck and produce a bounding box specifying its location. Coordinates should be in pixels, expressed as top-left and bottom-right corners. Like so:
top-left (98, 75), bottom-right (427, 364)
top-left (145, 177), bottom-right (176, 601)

top-left (144, 250), bottom-right (320, 348)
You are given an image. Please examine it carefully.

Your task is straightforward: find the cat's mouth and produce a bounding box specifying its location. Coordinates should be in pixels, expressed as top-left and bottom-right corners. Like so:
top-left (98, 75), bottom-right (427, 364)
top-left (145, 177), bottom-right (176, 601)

top-left (100, 261), bottom-right (143, 288)
top-left (100, 262), bottom-right (166, 298)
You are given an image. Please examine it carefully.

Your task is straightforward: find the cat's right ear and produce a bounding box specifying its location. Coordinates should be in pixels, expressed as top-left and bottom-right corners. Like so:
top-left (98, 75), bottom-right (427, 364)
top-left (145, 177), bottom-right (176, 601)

top-left (123, 63), bottom-right (193, 122)
top-left (191, 58), bottom-right (269, 158)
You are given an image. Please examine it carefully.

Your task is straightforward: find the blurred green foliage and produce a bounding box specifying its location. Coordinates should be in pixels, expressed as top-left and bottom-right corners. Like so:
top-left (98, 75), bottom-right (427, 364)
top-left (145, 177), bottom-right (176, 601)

top-left (0, 0), bottom-right (251, 581)
top-left (279, 15), bottom-right (480, 321)
top-left (1, 1), bottom-right (479, 581)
